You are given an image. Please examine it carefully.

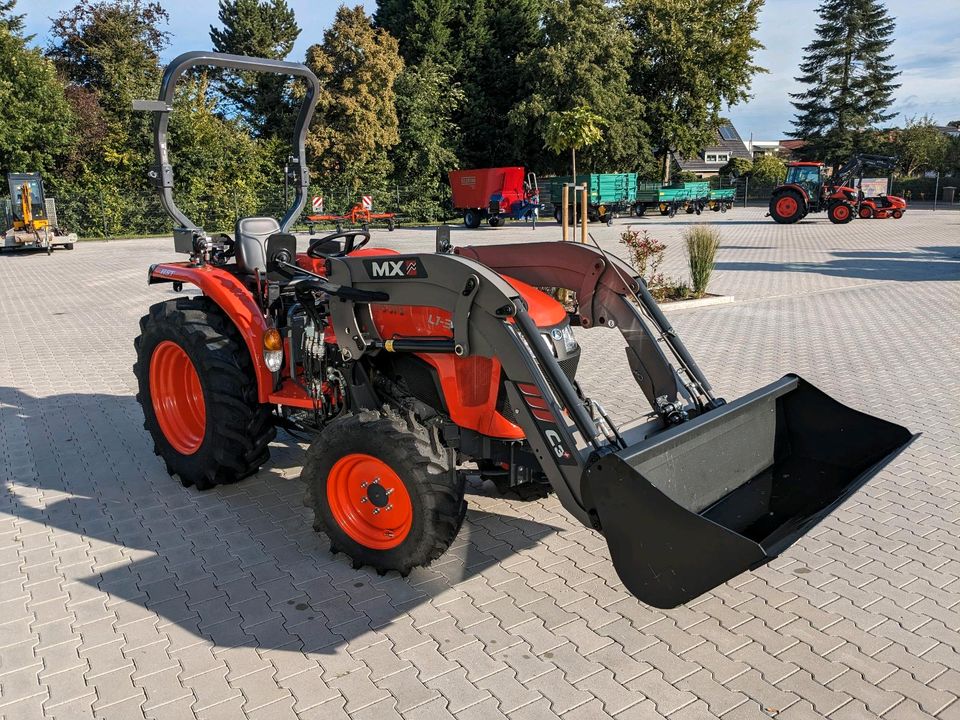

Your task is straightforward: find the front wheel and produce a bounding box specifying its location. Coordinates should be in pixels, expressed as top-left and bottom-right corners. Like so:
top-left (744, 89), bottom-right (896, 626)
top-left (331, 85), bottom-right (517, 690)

top-left (892, 209), bottom-right (903, 219)
top-left (859, 206), bottom-right (873, 219)
top-left (488, 216), bottom-right (502, 227)
top-left (463, 209), bottom-right (481, 229)
top-left (134, 297), bottom-right (275, 490)
top-left (828, 201), bottom-right (854, 224)
top-left (305, 411), bottom-right (465, 575)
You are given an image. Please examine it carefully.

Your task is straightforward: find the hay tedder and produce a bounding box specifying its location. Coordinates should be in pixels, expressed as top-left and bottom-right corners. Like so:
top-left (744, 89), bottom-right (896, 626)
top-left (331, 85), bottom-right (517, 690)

top-left (132, 52), bottom-right (913, 608)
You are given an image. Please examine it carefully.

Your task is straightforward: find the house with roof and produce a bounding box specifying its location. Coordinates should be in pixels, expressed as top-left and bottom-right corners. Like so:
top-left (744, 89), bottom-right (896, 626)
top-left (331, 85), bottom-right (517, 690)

top-left (676, 122), bottom-right (752, 177)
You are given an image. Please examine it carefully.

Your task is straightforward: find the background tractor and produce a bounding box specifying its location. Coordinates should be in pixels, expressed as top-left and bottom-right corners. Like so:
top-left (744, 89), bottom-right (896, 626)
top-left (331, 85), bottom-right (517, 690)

top-left (132, 52), bottom-right (913, 609)
top-left (2, 172), bottom-right (77, 254)
top-left (768, 154), bottom-right (905, 224)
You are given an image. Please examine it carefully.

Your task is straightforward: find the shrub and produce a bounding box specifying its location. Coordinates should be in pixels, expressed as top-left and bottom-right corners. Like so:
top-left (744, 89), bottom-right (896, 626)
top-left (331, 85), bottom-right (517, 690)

top-left (684, 225), bottom-right (721, 298)
top-left (620, 227), bottom-right (666, 286)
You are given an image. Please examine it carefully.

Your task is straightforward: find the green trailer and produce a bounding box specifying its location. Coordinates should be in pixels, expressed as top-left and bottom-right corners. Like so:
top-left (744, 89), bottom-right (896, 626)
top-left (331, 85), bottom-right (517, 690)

top-left (633, 182), bottom-right (711, 217)
top-left (707, 187), bottom-right (736, 213)
top-left (545, 173), bottom-right (637, 225)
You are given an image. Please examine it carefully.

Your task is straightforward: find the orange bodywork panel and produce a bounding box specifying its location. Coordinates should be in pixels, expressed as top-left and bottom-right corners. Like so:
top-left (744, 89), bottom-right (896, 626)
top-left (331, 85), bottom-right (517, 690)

top-left (149, 262), bottom-right (275, 402)
top-left (153, 249), bottom-right (565, 440)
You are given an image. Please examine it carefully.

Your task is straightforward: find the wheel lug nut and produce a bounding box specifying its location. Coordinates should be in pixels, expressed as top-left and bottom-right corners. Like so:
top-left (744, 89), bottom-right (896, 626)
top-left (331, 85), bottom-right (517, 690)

top-left (360, 481), bottom-right (368, 488)
top-left (386, 504), bottom-right (392, 511)
top-left (385, 488), bottom-right (394, 496)
top-left (372, 508), bottom-right (380, 515)
top-left (372, 477), bottom-right (380, 484)
top-left (360, 497), bottom-right (367, 503)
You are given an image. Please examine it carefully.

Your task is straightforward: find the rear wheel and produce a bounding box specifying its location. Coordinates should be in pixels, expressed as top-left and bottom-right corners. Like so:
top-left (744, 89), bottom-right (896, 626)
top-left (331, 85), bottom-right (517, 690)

top-left (770, 191), bottom-right (804, 224)
top-left (488, 216), bottom-right (502, 227)
top-left (828, 201), bottom-right (854, 224)
top-left (305, 411), bottom-right (465, 575)
top-left (463, 209), bottom-right (481, 229)
top-left (859, 206), bottom-right (873, 219)
top-left (134, 297), bottom-right (275, 490)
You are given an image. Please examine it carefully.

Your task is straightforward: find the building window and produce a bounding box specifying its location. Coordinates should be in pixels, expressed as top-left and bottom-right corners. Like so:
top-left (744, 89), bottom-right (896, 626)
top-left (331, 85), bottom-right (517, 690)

top-left (704, 152), bottom-right (729, 164)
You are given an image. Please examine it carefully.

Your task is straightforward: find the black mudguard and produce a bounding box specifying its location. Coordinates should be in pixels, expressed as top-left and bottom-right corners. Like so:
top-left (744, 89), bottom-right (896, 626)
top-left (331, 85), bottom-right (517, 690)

top-left (583, 375), bottom-right (915, 608)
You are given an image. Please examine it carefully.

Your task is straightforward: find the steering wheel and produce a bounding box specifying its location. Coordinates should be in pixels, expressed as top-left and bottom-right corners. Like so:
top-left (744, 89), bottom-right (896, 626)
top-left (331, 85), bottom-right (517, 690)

top-left (307, 229), bottom-right (371, 258)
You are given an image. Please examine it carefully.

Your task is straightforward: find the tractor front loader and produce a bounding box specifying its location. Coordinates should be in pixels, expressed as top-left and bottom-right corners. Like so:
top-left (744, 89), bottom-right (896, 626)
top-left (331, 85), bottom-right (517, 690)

top-left (132, 52), bottom-right (914, 609)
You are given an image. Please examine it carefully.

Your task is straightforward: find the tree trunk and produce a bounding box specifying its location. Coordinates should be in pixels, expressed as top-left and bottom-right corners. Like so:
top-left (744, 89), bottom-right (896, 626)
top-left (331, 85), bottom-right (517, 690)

top-left (571, 147), bottom-right (577, 233)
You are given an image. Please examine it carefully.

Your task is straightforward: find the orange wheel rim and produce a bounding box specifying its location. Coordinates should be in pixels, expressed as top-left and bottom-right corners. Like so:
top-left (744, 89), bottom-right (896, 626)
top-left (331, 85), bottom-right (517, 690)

top-left (150, 340), bottom-right (206, 455)
top-left (834, 205), bottom-right (849, 220)
top-left (776, 196), bottom-right (797, 217)
top-left (327, 454), bottom-right (413, 549)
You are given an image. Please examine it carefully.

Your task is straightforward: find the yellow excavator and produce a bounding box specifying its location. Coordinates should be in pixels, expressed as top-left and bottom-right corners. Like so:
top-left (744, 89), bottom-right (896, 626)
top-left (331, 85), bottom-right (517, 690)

top-left (2, 173), bottom-right (77, 254)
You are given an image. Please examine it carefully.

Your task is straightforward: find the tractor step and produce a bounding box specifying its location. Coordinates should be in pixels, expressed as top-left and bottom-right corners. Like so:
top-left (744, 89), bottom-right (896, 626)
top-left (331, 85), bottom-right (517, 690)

top-left (583, 375), bottom-right (914, 608)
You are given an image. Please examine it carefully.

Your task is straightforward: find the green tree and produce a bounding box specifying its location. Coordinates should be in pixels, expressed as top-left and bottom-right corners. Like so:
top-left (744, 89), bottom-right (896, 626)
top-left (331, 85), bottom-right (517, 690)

top-left (0, 0), bottom-right (27, 37)
top-left (893, 116), bottom-right (949, 176)
top-left (47, 0), bottom-right (169, 174)
top-left (751, 153), bottom-right (787, 184)
top-left (456, 0), bottom-right (543, 167)
top-left (306, 5), bottom-right (403, 203)
top-left (512, 0), bottom-right (650, 174)
top-left (789, 0), bottom-right (900, 167)
top-left (375, 0), bottom-right (464, 67)
top-left (544, 105), bottom-right (605, 180)
top-left (721, 156), bottom-right (753, 178)
top-left (624, 0), bottom-right (764, 180)
top-left (391, 59), bottom-right (463, 220)
top-left (209, 0), bottom-right (301, 139)
top-left (0, 27), bottom-right (75, 174)
top-left (168, 74), bottom-right (275, 232)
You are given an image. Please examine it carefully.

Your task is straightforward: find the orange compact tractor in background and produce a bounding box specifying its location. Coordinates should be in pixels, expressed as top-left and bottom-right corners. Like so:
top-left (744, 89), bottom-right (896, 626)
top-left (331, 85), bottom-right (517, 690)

top-left (769, 154), bottom-right (906, 224)
top-left (132, 52), bottom-right (913, 609)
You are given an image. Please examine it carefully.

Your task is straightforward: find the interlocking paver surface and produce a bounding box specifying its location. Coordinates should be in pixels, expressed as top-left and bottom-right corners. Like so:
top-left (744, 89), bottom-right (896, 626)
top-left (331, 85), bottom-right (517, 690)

top-left (1, 206), bottom-right (958, 719)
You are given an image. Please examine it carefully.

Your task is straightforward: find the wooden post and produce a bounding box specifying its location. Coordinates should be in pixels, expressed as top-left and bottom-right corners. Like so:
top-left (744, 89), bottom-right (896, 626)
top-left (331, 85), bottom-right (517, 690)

top-left (580, 183), bottom-right (588, 243)
top-left (561, 183), bottom-right (569, 242)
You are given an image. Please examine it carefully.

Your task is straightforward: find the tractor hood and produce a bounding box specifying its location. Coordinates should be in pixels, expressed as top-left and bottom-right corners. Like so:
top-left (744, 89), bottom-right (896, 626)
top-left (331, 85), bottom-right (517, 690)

top-left (505, 276), bottom-right (568, 328)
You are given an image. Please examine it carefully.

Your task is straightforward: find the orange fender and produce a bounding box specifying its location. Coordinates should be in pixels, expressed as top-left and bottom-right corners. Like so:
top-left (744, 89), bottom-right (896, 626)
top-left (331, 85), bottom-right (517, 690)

top-left (149, 262), bottom-right (274, 401)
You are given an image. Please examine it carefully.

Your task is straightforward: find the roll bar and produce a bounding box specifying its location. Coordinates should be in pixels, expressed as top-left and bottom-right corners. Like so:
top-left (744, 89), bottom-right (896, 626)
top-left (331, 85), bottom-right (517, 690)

top-left (134, 51), bottom-right (321, 233)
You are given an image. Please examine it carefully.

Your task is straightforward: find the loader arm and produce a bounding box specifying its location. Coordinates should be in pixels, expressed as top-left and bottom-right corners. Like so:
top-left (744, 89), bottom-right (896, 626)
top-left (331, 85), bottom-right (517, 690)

top-left (322, 250), bottom-right (914, 608)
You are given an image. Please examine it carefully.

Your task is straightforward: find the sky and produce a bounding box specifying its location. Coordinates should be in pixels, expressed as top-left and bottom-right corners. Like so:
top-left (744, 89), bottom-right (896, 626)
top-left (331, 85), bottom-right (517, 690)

top-left (22, 0), bottom-right (960, 141)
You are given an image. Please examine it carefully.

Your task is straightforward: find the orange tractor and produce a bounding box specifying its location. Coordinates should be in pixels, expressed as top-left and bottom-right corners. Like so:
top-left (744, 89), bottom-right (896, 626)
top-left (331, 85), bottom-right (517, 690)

top-left (131, 52), bottom-right (913, 608)
top-left (769, 154), bottom-right (906, 224)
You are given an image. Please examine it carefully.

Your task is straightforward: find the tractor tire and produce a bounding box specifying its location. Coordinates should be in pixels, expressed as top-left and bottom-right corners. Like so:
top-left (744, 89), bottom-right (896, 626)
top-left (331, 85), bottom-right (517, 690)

top-left (488, 216), bottom-right (503, 228)
top-left (387, 219), bottom-right (395, 231)
top-left (769, 191), bottom-right (805, 224)
top-left (305, 410), bottom-right (465, 575)
top-left (659, 207), bottom-right (671, 216)
top-left (892, 209), bottom-right (903, 219)
top-left (463, 209), bottom-right (481, 229)
top-left (859, 206), bottom-right (873, 219)
top-left (64, 243), bottom-right (75, 250)
top-left (828, 201), bottom-right (855, 224)
top-left (134, 297), bottom-right (275, 490)
top-left (633, 204), bottom-right (647, 217)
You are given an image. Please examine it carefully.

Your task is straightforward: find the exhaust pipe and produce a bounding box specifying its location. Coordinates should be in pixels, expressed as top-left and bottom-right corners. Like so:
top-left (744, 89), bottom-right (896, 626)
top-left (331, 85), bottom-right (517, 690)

top-left (584, 374), bottom-right (915, 608)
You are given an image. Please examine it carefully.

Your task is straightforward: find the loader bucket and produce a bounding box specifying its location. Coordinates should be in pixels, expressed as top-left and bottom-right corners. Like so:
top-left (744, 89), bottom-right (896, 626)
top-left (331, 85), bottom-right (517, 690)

top-left (584, 374), bottom-right (914, 608)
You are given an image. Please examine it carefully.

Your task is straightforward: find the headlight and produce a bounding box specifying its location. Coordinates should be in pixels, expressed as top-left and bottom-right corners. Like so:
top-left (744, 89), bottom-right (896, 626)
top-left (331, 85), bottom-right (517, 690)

top-left (263, 328), bottom-right (284, 372)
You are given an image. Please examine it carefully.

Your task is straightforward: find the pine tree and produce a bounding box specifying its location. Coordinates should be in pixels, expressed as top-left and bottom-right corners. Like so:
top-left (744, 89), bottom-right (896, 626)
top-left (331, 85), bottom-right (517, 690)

top-left (306, 5), bottom-right (403, 203)
top-left (511, 0), bottom-right (651, 174)
top-left (789, 0), bottom-right (900, 166)
top-left (210, 0), bottom-right (301, 139)
top-left (456, 0), bottom-right (543, 167)
top-left (0, 0), bottom-right (27, 37)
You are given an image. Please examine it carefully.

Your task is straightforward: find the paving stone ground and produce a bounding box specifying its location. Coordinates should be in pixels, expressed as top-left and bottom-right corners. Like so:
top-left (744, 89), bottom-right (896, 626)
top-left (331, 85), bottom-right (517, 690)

top-left (0, 206), bottom-right (958, 719)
